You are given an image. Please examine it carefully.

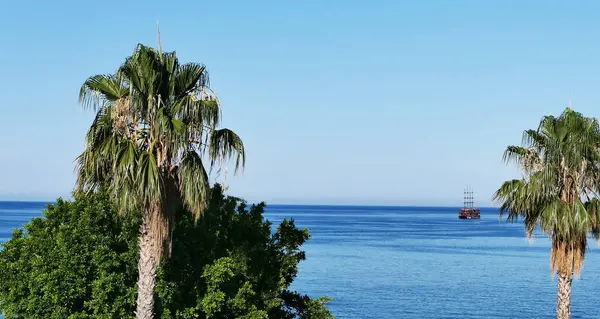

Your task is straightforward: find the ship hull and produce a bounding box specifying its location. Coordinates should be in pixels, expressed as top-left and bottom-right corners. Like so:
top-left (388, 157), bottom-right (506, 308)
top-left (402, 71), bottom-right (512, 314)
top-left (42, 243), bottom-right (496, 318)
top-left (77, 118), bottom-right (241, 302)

top-left (458, 215), bottom-right (480, 219)
top-left (458, 209), bottom-right (480, 219)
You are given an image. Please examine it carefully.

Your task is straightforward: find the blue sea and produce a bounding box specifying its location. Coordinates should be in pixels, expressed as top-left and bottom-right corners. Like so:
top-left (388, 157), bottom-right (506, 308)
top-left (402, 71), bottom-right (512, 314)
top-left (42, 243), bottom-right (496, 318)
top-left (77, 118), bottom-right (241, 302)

top-left (4, 203), bottom-right (600, 318)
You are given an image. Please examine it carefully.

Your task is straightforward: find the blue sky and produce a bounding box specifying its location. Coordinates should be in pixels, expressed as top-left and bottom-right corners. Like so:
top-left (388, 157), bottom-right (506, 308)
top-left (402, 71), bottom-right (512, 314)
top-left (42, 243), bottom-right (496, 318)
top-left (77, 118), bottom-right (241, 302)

top-left (1, 0), bottom-right (600, 206)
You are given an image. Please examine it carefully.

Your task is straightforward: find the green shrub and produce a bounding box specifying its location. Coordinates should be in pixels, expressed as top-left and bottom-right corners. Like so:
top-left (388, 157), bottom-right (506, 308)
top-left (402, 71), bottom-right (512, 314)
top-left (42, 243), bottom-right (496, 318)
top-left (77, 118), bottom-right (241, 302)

top-left (0, 185), bottom-right (334, 319)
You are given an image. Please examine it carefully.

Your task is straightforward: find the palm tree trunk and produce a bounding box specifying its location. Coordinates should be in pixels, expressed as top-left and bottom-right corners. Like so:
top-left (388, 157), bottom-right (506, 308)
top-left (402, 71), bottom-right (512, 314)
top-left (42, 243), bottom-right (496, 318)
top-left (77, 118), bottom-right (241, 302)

top-left (557, 273), bottom-right (572, 319)
top-left (135, 215), bottom-right (157, 319)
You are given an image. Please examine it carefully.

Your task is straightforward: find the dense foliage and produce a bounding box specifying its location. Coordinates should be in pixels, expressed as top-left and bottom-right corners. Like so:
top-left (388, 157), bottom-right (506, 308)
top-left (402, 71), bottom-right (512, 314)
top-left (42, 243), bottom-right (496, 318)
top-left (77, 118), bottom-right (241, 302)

top-left (0, 185), bottom-right (334, 319)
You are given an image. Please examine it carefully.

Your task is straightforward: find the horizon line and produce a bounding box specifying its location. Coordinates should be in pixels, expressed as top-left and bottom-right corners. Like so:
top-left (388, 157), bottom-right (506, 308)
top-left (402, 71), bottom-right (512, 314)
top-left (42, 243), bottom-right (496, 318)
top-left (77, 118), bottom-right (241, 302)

top-left (0, 199), bottom-right (500, 209)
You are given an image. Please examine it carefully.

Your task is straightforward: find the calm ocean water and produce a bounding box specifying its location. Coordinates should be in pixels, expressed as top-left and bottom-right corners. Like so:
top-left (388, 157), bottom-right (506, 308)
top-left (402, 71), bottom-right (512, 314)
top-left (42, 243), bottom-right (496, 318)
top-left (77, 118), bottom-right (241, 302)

top-left (4, 203), bottom-right (600, 318)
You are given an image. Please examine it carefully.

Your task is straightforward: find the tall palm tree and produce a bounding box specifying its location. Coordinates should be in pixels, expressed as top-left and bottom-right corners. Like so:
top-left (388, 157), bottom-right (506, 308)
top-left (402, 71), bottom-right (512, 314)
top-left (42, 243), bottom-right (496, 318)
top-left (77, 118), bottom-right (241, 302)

top-left (494, 107), bottom-right (600, 319)
top-left (76, 44), bottom-right (245, 319)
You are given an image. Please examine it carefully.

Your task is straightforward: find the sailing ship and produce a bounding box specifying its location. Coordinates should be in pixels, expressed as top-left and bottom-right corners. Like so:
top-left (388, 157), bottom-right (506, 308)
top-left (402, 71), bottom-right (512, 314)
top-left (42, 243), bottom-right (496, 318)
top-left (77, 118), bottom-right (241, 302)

top-left (458, 187), bottom-right (480, 219)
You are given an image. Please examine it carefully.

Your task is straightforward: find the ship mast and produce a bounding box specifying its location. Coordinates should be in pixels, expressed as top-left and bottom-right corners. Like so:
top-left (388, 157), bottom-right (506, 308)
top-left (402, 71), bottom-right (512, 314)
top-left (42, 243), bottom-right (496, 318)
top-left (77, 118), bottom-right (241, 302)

top-left (469, 187), bottom-right (473, 209)
top-left (463, 187), bottom-right (474, 209)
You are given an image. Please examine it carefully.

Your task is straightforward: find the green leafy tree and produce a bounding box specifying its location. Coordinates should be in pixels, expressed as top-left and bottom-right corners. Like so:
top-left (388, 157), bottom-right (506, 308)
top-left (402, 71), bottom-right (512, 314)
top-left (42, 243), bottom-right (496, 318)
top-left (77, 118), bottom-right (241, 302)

top-left (156, 185), bottom-right (334, 319)
top-left (0, 186), bottom-right (334, 319)
top-left (0, 190), bottom-right (139, 319)
top-left (76, 43), bottom-right (244, 319)
top-left (494, 107), bottom-right (600, 319)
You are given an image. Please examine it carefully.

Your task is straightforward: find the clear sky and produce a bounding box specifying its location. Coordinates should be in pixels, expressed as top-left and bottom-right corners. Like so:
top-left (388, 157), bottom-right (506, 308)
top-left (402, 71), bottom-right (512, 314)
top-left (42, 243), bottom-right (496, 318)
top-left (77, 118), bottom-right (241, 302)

top-left (1, 0), bottom-right (600, 206)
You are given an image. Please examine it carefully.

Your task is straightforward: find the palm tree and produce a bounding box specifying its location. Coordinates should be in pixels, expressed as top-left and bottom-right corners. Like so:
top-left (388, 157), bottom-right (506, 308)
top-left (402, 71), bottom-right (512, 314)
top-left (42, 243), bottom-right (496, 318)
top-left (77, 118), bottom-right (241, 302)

top-left (76, 44), bottom-right (245, 319)
top-left (494, 107), bottom-right (600, 319)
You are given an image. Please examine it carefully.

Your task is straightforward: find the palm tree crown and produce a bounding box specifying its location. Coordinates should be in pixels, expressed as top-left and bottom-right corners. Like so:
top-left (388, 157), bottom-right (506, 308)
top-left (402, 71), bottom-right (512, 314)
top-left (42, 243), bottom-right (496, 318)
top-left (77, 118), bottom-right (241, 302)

top-left (495, 107), bottom-right (600, 276)
top-left (76, 44), bottom-right (245, 260)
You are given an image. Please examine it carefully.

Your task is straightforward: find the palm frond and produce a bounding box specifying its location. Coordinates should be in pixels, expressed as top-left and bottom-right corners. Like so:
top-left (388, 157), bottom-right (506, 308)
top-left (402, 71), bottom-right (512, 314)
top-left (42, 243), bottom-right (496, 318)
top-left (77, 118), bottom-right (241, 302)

top-left (522, 129), bottom-right (548, 152)
top-left (585, 198), bottom-right (600, 239)
top-left (174, 63), bottom-right (208, 97)
top-left (177, 151), bottom-right (210, 219)
top-left (136, 151), bottom-right (163, 203)
top-left (79, 74), bottom-right (128, 111)
top-left (209, 128), bottom-right (246, 173)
